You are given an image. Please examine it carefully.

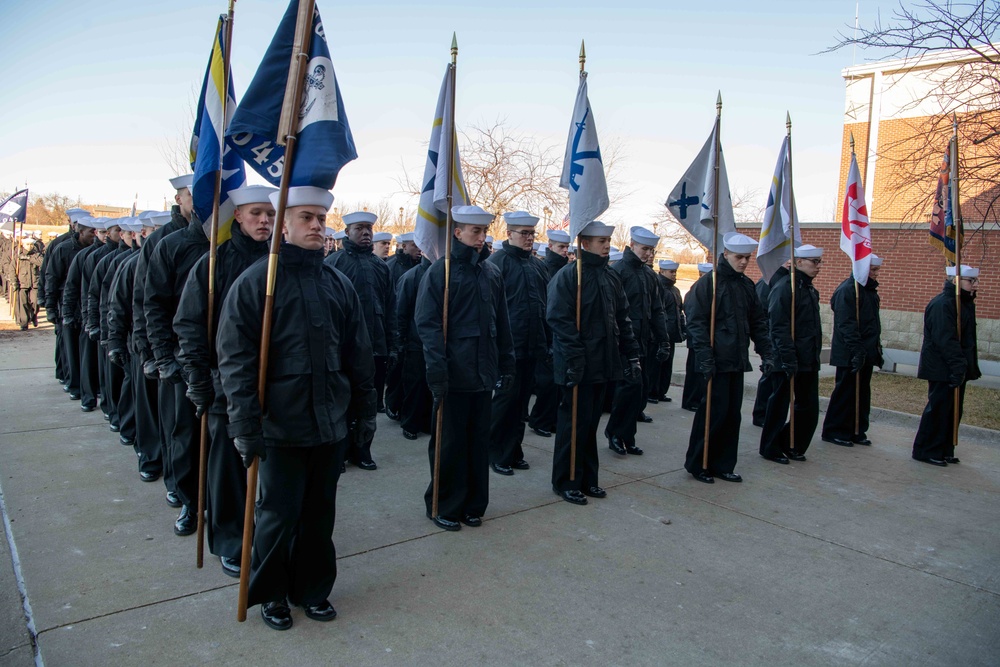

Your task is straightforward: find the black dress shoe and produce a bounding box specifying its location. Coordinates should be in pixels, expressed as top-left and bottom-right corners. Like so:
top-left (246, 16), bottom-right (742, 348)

top-left (102, 413), bottom-right (110, 421)
top-left (785, 452), bottom-right (807, 462)
top-left (139, 471), bottom-right (160, 483)
top-left (761, 454), bottom-right (790, 465)
top-left (555, 489), bottom-right (588, 505)
top-left (220, 556), bottom-right (241, 578)
top-left (261, 600), bottom-right (292, 631)
top-left (853, 437), bottom-right (872, 446)
top-left (69, 392), bottom-right (80, 400)
top-left (625, 443), bottom-right (644, 456)
top-left (340, 462), bottom-right (347, 473)
top-left (62, 384), bottom-right (70, 393)
top-left (461, 515), bottom-right (482, 527)
top-left (300, 599), bottom-right (337, 622)
top-left (715, 472), bottom-right (742, 483)
top-left (431, 515), bottom-right (461, 531)
top-left (913, 456), bottom-right (947, 467)
top-left (531, 426), bottom-right (552, 438)
top-left (661, 396), bottom-right (673, 403)
top-left (356, 460), bottom-right (377, 471)
top-left (385, 408), bottom-right (400, 421)
top-left (402, 429), bottom-right (419, 440)
top-left (173, 505), bottom-right (196, 536)
top-left (511, 459), bottom-right (530, 470)
top-left (119, 435), bottom-right (135, 447)
top-left (691, 471), bottom-right (715, 484)
top-left (109, 423), bottom-right (120, 432)
top-left (165, 491), bottom-right (182, 508)
top-left (637, 412), bottom-right (653, 423)
top-left (377, 406), bottom-right (386, 414)
top-left (752, 419), bottom-right (765, 427)
top-left (944, 456), bottom-right (960, 464)
top-left (646, 396), bottom-right (659, 404)
top-left (490, 462), bottom-right (514, 476)
top-left (683, 406), bottom-right (698, 413)
top-left (822, 435), bottom-right (854, 447)
top-left (608, 436), bottom-right (627, 455)
top-left (582, 485), bottom-right (607, 498)
top-left (80, 405), bottom-right (95, 413)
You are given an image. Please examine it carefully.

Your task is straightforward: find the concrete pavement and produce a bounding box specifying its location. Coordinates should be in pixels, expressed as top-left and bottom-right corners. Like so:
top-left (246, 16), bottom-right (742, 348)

top-left (1, 330), bottom-right (998, 666)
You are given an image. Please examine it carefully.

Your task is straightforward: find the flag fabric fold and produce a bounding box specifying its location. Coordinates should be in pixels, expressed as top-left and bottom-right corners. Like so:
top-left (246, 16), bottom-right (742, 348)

top-left (0, 189), bottom-right (28, 231)
top-left (559, 74), bottom-right (609, 239)
top-left (929, 148), bottom-right (962, 264)
top-left (227, 0), bottom-right (357, 190)
top-left (413, 65), bottom-right (469, 262)
top-left (756, 136), bottom-right (802, 283)
top-left (190, 15), bottom-right (246, 244)
top-left (665, 122), bottom-right (735, 254)
top-left (841, 152), bottom-right (873, 285)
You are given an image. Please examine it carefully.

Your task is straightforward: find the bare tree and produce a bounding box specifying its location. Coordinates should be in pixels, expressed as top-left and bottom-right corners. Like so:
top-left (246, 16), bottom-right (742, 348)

top-left (732, 185), bottom-right (766, 223)
top-left (829, 1), bottom-right (1000, 223)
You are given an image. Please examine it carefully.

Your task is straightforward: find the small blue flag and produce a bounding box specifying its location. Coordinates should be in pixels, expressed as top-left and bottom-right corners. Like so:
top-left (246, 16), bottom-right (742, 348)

top-left (0, 189), bottom-right (28, 231)
top-left (226, 0), bottom-right (357, 189)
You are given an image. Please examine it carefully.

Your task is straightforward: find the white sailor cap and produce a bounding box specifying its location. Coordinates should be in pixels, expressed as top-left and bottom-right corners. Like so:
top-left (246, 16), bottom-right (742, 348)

top-left (125, 218), bottom-right (144, 233)
top-left (148, 211), bottom-right (172, 227)
top-left (397, 232), bottom-right (414, 243)
top-left (76, 217), bottom-right (97, 229)
top-left (547, 229), bottom-right (570, 244)
top-left (659, 260), bottom-right (679, 270)
top-left (796, 244), bottom-right (823, 258)
top-left (66, 208), bottom-right (91, 222)
top-left (373, 232), bottom-right (392, 243)
top-left (343, 211), bottom-right (378, 226)
top-left (569, 244), bottom-right (577, 253)
top-left (169, 174), bottom-right (194, 191)
top-left (698, 262), bottom-right (713, 273)
top-left (333, 230), bottom-right (346, 240)
top-left (532, 242), bottom-right (541, 251)
top-left (870, 254), bottom-right (883, 267)
top-left (579, 220), bottom-right (615, 237)
top-left (630, 226), bottom-right (660, 246)
top-left (324, 227), bottom-right (336, 238)
top-left (452, 205), bottom-right (495, 226)
top-left (485, 236), bottom-right (495, 245)
top-left (610, 246), bottom-right (620, 254)
top-left (610, 250), bottom-right (624, 262)
top-left (104, 218), bottom-right (124, 230)
top-left (946, 265), bottom-right (979, 278)
top-left (537, 246), bottom-right (547, 257)
top-left (723, 232), bottom-right (757, 254)
top-left (270, 186), bottom-right (333, 211)
top-left (503, 211), bottom-right (539, 227)
top-left (230, 185), bottom-right (278, 206)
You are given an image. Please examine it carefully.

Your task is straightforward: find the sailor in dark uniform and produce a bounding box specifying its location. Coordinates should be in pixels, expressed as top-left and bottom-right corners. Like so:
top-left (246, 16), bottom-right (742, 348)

top-left (47, 216), bottom-right (97, 400)
top-left (681, 262), bottom-right (713, 411)
top-left (384, 232), bottom-right (422, 420)
top-left (527, 229), bottom-right (570, 438)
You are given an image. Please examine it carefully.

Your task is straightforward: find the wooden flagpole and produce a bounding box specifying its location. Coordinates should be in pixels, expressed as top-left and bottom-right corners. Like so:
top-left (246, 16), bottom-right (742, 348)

top-left (237, 0), bottom-right (315, 623)
top-left (849, 132), bottom-right (861, 438)
top-left (197, 0), bottom-right (237, 571)
top-left (701, 92), bottom-right (722, 470)
top-left (431, 33), bottom-right (458, 519)
top-left (950, 113), bottom-right (962, 449)
top-left (786, 113), bottom-right (798, 453)
top-left (570, 40), bottom-right (586, 482)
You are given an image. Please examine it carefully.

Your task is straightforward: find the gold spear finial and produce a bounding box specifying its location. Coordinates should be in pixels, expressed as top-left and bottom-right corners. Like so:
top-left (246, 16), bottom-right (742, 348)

top-left (579, 40), bottom-right (586, 73)
top-left (716, 91), bottom-right (722, 115)
top-left (786, 111), bottom-right (792, 135)
top-left (849, 131), bottom-right (856, 154)
top-left (451, 32), bottom-right (458, 64)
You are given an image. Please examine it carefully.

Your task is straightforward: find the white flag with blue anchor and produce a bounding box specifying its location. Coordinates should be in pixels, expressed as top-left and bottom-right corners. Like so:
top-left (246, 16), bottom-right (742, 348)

top-left (665, 122), bottom-right (735, 254)
top-left (559, 74), bottom-right (609, 239)
top-left (414, 65), bottom-right (469, 263)
top-left (756, 135), bottom-right (802, 283)
top-left (190, 15), bottom-right (245, 245)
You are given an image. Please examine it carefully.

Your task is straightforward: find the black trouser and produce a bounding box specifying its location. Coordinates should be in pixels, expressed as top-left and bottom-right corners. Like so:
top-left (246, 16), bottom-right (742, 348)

top-left (489, 357), bottom-right (534, 467)
top-left (681, 349), bottom-right (703, 410)
top-left (133, 355), bottom-right (163, 477)
top-left (759, 370), bottom-right (820, 458)
top-left (400, 349), bottom-right (432, 435)
top-left (62, 324), bottom-right (81, 393)
top-left (248, 441), bottom-right (346, 608)
top-left (15, 288), bottom-right (36, 328)
top-left (117, 352), bottom-right (136, 442)
top-left (384, 352), bottom-right (403, 416)
top-left (684, 371), bottom-right (744, 475)
top-left (607, 365), bottom-right (644, 445)
top-left (752, 372), bottom-right (774, 425)
top-left (822, 364), bottom-right (874, 441)
top-left (528, 358), bottom-right (558, 432)
top-left (425, 391), bottom-right (491, 520)
top-left (373, 355), bottom-right (387, 411)
top-left (165, 379), bottom-right (200, 508)
top-left (640, 350), bottom-right (654, 411)
top-left (105, 346), bottom-right (123, 428)
top-left (80, 333), bottom-right (99, 409)
top-left (98, 343), bottom-right (111, 418)
top-left (54, 321), bottom-right (67, 382)
top-left (913, 381), bottom-right (965, 461)
top-left (206, 408), bottom-right (245, 560)
top-left (656, 342), bottom-right (675, 398)
top-left (552, 382), bottom-right (605, 493)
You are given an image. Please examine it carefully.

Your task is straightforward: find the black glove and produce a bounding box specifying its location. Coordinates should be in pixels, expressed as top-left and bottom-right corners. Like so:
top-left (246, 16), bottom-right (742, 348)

top-left (496, 374), bottom-right (514, 393)
top-left (88, 327), bottom-right (100, 341)
top-left (543, 349), bottom-right (554, 370)
top-left (387, 350), bottom-right (400, 373)
top-left (429, 380), bottom-right (448, 403)
top-left (698, 356), bottom-right (715, 379)
top-left (108, 348), bottom-right (126, 368)
top-left (782, 361), bottom-right (798, 379)
top-left (45, 309), bottom-right (59, 324)
top-left (655, 343), bottom-right (671, 362)
top-left (353, 416), bottom-right (377, 445)
top-left (759, 358), bottom-right (775, 377)
top-left (948, 373), bottom-right (965, 389)
top-left (157, 358), bottom-right (184, 385)
top-left (142, 356), bottom-right (159, 380)
top-left (849, 351), bottom-right (866, 375)
top-left (185, 378), bottom-right (215, 419)
top-left (565, 361), bottom-right (584, 388)
top-left (233, 433), bottom-right (266, 468)
top-left (625, 359), bottom-right (643, 386)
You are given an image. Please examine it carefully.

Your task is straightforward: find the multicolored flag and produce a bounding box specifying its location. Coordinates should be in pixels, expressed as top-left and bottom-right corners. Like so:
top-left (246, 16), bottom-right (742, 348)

top-left (0, 189), bottom-right (28, 232)
top-left (929, 149), bottom-right (962, 264)
top-left (227, 0), bottom-right (357, 191)
top-left (840, 151), bottom-right (873, 285)
top-left (190, 15), bottom-right (246, 244)
top-left (757, 136), bottom-right (802, 283)
top-left (559, 73), bottom-right (609, 239)
top-left (413, 65), bottom-right (469, 262)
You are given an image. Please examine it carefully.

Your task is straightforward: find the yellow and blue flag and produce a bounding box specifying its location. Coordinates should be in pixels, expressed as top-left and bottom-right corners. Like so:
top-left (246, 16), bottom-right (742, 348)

top-left (227, 0), bottom-right (357, 190)
top-left (756, 135), bottom-right (802, 283)
top-left (190, 15), bottom-right (245, 244)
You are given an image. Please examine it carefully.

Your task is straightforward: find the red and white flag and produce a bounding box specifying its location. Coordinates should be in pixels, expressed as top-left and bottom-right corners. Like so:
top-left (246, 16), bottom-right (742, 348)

top-left (841, 153), bottom-right (873, 285)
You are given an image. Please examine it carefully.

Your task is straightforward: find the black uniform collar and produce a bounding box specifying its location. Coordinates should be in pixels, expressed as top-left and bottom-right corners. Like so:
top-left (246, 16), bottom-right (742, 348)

top-left (579, 248), bottom-right (609, 269)
top-left (769, 265), bottom-right (790, 286)
top-left (229, 221), bottom-right (269, 256)
top-left (500, 240), bottom-right (532, 259)
top-left (796, 270), bottom-right (815, 287)
top-left (944, 281), bottom-right (977, 302)
top-left (279, 241), bottom-right (325, 271)
top-left (171, 204), bottom-right (189, 228)
top-left (343, 238), bottom-right (374, 256)
top-left (395, 248), bottom-right (417, 268)
top-left (717, 254), bottom-right (741, 281)
top-left (546, 250), bottom-right (568, 270)
top-left (451, 238), bottom-right (486, 266)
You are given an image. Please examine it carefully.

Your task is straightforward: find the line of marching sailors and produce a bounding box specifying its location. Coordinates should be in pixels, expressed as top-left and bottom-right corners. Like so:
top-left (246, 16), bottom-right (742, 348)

top-left (39, 176), bottom-right (980, 631)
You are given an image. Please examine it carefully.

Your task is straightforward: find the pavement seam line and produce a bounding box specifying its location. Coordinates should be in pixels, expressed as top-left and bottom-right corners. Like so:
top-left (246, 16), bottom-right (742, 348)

top-left (643, 477), bottom-right (1000, 598)
top-left (0, 423), bottom-right (109, 438)
top-left (0, 476), bottom-right (44, 667)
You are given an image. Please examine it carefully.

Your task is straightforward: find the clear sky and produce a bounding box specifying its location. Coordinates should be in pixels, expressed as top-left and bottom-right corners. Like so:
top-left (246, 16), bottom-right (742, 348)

top-left (0, 0), bottom-right (899, 226)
